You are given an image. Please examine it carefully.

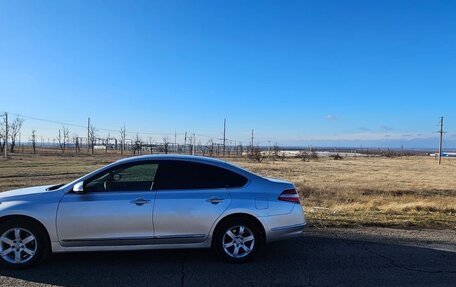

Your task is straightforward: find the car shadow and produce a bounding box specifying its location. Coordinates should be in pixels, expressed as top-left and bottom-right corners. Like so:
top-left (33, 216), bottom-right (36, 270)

top-left (1, 234), bottom-right (455, 287)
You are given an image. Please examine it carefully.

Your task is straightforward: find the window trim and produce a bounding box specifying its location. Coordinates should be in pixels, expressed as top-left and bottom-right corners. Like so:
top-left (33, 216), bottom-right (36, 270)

top-left (75, 159), bottom-right (249, 194)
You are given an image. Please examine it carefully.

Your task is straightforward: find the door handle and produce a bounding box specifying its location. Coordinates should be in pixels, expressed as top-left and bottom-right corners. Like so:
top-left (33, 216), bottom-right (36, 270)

top-left (206, 197), bottom-right (224, 205)
top-left (130, 198), bottom-right (151, 206)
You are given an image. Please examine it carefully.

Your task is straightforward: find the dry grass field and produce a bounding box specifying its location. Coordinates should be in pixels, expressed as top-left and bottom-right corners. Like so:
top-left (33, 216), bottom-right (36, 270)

top-left (230, 157), bottom-right (456, 229)
top-left (0, 153), bottom-right (454, 229)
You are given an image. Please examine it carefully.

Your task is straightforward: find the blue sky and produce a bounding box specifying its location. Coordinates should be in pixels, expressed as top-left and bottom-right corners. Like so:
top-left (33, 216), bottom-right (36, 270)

top-left (0, 0), bottom-right (455, 148)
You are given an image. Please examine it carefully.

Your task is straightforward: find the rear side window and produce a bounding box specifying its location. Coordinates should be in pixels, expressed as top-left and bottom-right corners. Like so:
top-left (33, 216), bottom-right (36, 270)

top-left (154, 160), bottom-right (247, 190)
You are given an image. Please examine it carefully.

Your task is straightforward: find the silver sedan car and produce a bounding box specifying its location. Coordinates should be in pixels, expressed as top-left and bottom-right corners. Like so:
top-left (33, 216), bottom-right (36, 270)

top-left (0, 155), bottom-right (306, 268)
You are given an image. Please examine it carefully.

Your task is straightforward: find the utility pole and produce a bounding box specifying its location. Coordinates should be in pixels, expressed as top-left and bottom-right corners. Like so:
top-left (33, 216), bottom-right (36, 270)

top-left (222, 118), bottom-right (226, 157)
top-left (106, 132), bottom-right (110, 154)
top-left (438, 116), bottom-right (444, 165)
top-left (184, 132), bottom-right (187, 153)
top-left (87, 117), bottom-right (90, 153)
top-left (4, 112), bottom-right (8, 159)
top-left (192, 133), bottom-right (196, 155)
top-left (250, 129), bottom-right (254, 155)
top-left (174, 130), bottom-right (177, 153)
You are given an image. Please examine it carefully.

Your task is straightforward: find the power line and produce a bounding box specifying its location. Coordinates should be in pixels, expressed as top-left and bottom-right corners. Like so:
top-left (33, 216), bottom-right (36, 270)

top-left (1, 111), bottom-right (262, 146)
top-left (2, 111), bottom-right (188, 137)
top-left (7, 112), bottom-right (87, 129)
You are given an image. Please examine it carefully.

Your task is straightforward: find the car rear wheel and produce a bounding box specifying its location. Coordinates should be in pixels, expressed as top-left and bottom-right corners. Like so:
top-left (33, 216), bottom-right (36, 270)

top-left (214, 218), bottom-right (262, 263)
top-left (0, 219), bottom-right (48, 269)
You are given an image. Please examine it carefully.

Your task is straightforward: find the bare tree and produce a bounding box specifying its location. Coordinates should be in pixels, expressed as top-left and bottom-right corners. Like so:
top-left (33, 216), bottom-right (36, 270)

top-left (88, 124), bottom-right (96, 155)
top-left (74, 135), bottom-right (81, 154)
top-left (198, 141), bottom-right (210, 156)
top-left (331, 153), bottom-right (343, 160)
top-left (105, 133), bottom-right (110, 155)
top-left (296, 150), bottom-right (309, 161)
top-left (120, 126), bottom-right (126, 155)
top-left (57, 126), bottom-right (69, 153)
top-left (310, 150), bottom-right (319, 160)
top-left (237, 144), bottom-right (244, 157)
top-left (272, 143), bottom-right (281, 161)
top-left (30, 130), bottom-right (37, 154)
top-left (148, 137), bottom-right (154, 154)
top-left (9, 116), bottom-right (24, 153)
top-left (207, 139), bottom-right (214, 156)
top-left (57, 129), bottom-right (62, 152)
top-left (0, 134), bottom-right (4, 153)
top-left (297, 150), bottom-right (319, 161)
top-left (1, 113), bottom-right (9, 158)
top-left (0, 116), bottom-right (5, 153)
top-left (133, 133), bottom-right (142, 155)
top-left (249, 146), bottom-right (265, 162)
top-left (187, 135), bottom-right (193, 155)
top-left (63, 127), bottom-right (69, 152)
top-left (162, 137), bottom-right (169, 154)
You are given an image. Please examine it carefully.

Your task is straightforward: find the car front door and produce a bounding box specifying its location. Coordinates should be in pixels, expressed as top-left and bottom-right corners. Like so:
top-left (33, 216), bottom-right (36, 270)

top-left (56, 161), bottom-right (159, 247)
top-left (152, 160), bottom-right (246, 243)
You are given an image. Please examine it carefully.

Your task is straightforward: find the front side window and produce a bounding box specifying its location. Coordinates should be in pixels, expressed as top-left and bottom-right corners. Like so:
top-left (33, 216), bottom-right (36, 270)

top-left (85, 162), bottom-right (159, 192)
top-left (153, 160), bottom-right (247, 190)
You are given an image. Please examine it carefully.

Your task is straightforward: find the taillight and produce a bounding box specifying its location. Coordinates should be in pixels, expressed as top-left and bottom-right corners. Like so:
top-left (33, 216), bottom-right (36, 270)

top-left (278, 188), bottom-right (300, 203)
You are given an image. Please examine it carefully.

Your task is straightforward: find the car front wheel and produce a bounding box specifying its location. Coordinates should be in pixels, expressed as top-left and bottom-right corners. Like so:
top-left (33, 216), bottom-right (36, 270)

top-left (0, 219), bottom-right (48, 269)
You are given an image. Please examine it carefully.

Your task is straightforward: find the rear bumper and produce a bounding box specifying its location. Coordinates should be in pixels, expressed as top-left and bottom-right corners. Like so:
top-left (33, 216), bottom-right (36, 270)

top-left (267, 222), bottom-right (306, 242)
top-left (271, 223), bottom-right (306, 232)
top-left (262, 204), bottom-right (306, 243)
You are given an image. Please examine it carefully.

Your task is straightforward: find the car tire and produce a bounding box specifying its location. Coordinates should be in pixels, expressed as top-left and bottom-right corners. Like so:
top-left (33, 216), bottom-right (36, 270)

top-left (214, 217), bottom-right (262, 263)
top-left (0, 219), bottom-right (49, 269)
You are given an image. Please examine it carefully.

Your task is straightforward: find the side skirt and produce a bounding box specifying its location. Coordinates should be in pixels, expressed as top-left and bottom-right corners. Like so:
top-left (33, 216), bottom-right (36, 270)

top-left (51, 239), bottom-right (212, 253)
top-left (60, 234), bottom-right (206, 247)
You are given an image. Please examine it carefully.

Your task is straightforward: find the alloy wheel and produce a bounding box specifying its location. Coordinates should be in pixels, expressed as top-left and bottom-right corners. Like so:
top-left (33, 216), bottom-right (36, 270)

top-left (0, 228), bottom-right (37, 264)
top-left (222, 225), bottom-right (255, 258)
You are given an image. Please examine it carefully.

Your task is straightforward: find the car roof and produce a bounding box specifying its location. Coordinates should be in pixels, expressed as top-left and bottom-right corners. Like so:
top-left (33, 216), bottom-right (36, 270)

top-left (114, 154), bottom-right (254, 176)
top-left (115, 154), bottom-right (228, 165)
top-left (119, 155), bottom-right (257, 177)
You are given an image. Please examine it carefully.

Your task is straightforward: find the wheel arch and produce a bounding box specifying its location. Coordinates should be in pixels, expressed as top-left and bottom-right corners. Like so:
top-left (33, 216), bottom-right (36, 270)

top-left (0, 215), bottom-right (51, 247)
top-left (211, 212), bottom-right (266, 247)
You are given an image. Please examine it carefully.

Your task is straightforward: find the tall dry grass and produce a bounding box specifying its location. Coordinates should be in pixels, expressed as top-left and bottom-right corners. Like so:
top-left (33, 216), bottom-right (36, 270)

top-left (231, 156), bottom-right (456, 228)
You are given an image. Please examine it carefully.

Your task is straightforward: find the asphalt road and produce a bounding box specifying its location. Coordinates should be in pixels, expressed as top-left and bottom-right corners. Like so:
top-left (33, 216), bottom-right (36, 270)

top-left (0, 228), bottom-right (455, 287)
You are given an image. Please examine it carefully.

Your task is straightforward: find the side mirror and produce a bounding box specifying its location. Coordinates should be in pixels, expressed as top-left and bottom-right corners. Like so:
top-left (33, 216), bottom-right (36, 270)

top-left (72, 182), bottom-right (85, 194)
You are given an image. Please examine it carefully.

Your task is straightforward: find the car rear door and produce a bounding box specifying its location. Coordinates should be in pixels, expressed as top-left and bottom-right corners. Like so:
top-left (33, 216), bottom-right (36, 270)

top-left (56, 161), bottom-right (159, 246)
top-left (152, 160), bottom-right (243, 243)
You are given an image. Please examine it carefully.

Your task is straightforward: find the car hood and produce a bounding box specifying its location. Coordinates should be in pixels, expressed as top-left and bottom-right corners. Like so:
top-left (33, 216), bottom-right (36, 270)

top-left (0, 185), bottom-right (55, 199)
